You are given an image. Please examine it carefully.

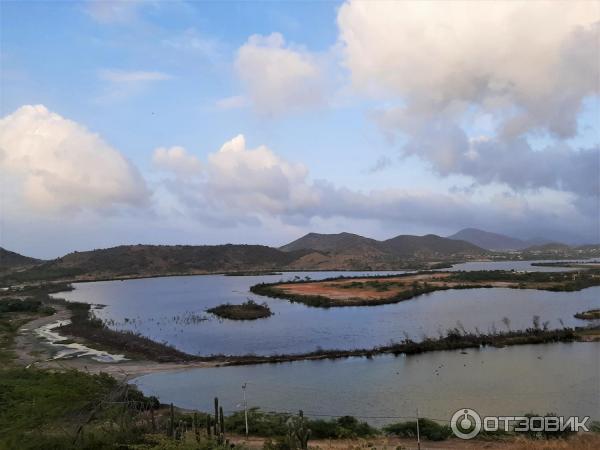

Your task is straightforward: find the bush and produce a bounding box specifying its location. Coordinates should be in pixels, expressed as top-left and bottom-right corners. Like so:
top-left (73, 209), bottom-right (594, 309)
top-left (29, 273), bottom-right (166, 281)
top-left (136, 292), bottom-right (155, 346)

top-left (384, 418), bottom-right (452, 441)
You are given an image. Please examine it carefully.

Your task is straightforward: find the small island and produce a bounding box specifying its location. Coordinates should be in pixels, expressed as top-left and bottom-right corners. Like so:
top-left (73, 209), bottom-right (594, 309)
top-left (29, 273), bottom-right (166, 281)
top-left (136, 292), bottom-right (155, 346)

top-left (574, 309), bottom-right (600, 320)
top-left (207, 300), bottom-right (273, 320)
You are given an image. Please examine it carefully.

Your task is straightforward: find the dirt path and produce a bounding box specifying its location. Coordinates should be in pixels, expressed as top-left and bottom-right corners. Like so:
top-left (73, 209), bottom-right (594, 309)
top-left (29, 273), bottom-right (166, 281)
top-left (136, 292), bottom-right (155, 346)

top-left (12, 306), bottom-right (217, 381)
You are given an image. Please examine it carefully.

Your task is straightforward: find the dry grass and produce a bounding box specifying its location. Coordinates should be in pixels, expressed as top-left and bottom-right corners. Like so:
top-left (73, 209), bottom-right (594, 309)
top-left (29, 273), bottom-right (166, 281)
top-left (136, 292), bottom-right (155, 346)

top-left (504, 434), bottom-right (600, 449)
top-left (230, 434), bottom-right (600, 449)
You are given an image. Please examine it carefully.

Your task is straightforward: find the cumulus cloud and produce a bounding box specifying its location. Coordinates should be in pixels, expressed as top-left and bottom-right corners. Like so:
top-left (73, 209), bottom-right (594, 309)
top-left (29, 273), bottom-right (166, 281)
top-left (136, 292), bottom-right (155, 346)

top-left (154, 135), bottom-right (598, 242)
top-left (337, 0), bottom-right (600, 211)
top-left (338, 0), bottom-right (599, 138)
top-left (377, 114), bottom-right (600, 197)
top-left (235, 33), bottom-right (324, 115)
top-left (153, 146), bottom-right (202, 177)
top-left (155, 135), bottom-right (318, 217)
top-left (0, 105), bottom-right (149, 213)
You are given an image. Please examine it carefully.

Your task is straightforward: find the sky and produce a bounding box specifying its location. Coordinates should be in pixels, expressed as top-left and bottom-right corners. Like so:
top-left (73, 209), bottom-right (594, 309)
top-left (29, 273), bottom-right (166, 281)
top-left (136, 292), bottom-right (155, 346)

top-left (0, 0), bottom-right (599, 259)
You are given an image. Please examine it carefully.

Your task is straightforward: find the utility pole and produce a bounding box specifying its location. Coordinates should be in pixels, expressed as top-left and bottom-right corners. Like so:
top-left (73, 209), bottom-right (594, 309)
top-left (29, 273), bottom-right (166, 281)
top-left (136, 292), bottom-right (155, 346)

top-left (416, 407), bottom-right (421, 450)
top-left (242, 382), bottom-right (249, 438)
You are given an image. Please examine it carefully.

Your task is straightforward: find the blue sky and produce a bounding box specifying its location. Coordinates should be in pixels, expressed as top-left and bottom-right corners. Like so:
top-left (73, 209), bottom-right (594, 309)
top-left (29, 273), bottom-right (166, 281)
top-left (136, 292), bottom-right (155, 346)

top-left (1, 0), bottom-right (598, 258)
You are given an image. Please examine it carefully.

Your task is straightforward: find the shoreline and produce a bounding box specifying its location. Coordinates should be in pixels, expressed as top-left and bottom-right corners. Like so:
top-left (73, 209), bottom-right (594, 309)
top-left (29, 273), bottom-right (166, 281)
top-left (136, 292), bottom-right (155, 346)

top-left (250, 269), bottom-right (600, 307)
top-left (7, 264), bottom-right (599, 381)
top-left (4, 256), bottom-right (595, 288)
top-left (18, 302), bottom-right (600, 380)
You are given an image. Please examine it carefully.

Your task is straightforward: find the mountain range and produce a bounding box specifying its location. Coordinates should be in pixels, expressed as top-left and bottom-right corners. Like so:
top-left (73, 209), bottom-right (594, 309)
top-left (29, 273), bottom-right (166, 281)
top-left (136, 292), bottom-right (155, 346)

top-left (1, 228), bottom-right (597, 282)
top-left (447, 228), bottom-right (552, 251)
top-left (0, 232), bottom-right (484, 281)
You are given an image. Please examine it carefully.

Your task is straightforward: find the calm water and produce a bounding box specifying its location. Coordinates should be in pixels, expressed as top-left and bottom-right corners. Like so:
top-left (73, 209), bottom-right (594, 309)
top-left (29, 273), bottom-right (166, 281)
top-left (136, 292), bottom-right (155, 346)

top-left (53, 261), bottom-right (600, 356)
top-left (133, 342), bottom-right (600, 425)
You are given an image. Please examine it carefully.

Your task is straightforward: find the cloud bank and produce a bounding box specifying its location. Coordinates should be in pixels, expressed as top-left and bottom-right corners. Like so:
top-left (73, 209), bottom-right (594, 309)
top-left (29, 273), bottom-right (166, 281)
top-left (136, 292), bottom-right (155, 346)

top-left (338, 0), bottom-right (599, 138)
top-left (154, 135), bottom-right (596, 241)
top-left (337, 0), bottom-right (600, 211)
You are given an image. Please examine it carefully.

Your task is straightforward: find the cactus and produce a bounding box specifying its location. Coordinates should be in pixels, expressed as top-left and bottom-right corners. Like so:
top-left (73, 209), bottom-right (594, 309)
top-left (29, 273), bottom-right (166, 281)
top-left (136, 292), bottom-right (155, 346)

top-left (206, 414), bottom-right (212, 436)
top-left (219, 406), bottom-right (225, 435)
top-left (286, 410), bottom-right (311, 450)
top-left (214, 397), bottom-right (219, 436)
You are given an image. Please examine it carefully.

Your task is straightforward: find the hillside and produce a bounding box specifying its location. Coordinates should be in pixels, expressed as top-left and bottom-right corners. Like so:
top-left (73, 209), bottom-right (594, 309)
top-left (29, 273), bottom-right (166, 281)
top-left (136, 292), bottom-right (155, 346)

top-left (0, 247), bottom-right (41, 271)
top-left (279, 231), bottom-right (486, 270)
top-left (383, 234), bottom-right (484, 257)
top-left (9, 229), bottom-right (598, 283)
top-left (280, 232), bottom-right (385, 254)
top-left (448, 228), bottom-right (529, 251)
top-left (3, 244), bottom-right (310, 282)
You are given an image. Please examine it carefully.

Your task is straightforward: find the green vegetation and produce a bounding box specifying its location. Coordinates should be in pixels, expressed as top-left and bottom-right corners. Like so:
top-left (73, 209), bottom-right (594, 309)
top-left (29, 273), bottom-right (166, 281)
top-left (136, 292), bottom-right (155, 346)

top-left (0, 298), bottom-right (55, 315)
top-left (384, 418), bottom-right (452, 441)
top-left (449, 269), bottom-right (600, 291)
top-left (0, 366), bottom-right (374, 450)
top-left (207, 300), bottom-right (272, 320)
top-left (225, 408), bottom-right (375, 440)
top-left (250, 283), bottom-right (336, 308)
top-left (0, 368), bottom-right (243, 450)
top-left (574, 309), bottom-right (600, 320)
top-left (0, 295), bottom-right (56, 364)
top-left (1, 367), bottom-right (590, 449)
top-left (220, 323), bottom-right (585, 366)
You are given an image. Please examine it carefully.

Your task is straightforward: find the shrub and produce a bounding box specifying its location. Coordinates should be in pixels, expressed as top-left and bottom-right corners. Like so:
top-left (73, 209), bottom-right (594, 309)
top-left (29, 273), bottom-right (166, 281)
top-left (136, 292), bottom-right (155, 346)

top-left (384, 418), bottom-right (452, 441)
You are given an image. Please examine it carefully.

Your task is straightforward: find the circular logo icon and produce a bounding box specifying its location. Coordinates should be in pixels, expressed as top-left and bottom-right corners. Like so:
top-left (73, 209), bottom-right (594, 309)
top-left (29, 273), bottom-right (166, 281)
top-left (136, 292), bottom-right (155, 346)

top-left (451, 408), bottom-right (482, 439)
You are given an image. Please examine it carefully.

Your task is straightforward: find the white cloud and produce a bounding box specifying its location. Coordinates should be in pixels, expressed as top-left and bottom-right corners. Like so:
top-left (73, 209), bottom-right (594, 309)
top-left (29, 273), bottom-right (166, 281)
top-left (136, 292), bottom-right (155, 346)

top-left (235, 33), bottom-right (324, 115)
top-left (205, 135), bottom-right (317, 213)
top-left (153, 146), bottom-right (202, 177)
top-left (154, 135), bottom-right (598, 242)
top-left (338, 0), bottom-right (599, 137)
top-left (0, 105), bottom-right (149, 213)
top-left (155, 135), bottom-right (318, 217)
top-left (337, 0), bottom-right (600, 212)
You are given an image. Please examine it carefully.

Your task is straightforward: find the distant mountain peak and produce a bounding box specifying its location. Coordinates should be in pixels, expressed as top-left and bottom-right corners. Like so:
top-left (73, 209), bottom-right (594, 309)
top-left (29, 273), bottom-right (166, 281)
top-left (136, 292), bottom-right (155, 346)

top-left (448, 228), bottom-right (532, 251)
top-left (280, 231), bottom-right (486, 257)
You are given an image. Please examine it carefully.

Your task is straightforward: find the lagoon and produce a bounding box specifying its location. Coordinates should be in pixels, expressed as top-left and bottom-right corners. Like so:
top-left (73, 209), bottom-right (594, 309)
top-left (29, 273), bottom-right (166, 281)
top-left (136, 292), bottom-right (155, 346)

top-left (54, 261), bottom-right (600, 356)
top-left (133, 342), bottom-right (600, 425)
